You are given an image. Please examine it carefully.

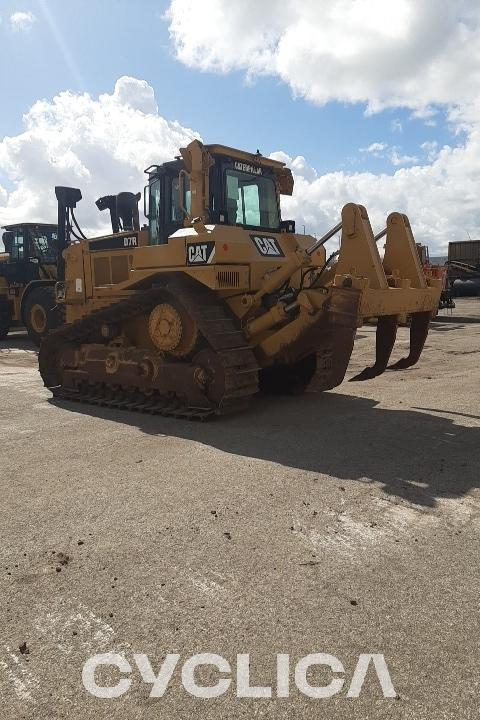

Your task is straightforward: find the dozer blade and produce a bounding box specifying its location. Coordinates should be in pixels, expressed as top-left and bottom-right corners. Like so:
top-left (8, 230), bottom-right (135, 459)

top-left (350, 314), bottom-right (398, 381)
top-left (388, 310), bottom-right (431, 370)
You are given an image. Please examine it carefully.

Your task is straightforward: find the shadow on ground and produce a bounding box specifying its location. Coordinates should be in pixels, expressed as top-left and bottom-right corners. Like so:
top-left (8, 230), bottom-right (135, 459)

top-left (0, 332), bottom-right (35, 351)
top-left (0, 333), bottom-right (38, 367)
top-left (50, 391), bottom-right (480, 509)
top-left (431, 315), bottom-right (480, 329)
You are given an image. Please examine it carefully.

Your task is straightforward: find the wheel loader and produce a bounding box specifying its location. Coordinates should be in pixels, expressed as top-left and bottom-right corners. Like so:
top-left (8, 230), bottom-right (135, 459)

top-left (0, 223), bottom-right (61, 344)
top-left (38, 140), bottom-right (442, 418)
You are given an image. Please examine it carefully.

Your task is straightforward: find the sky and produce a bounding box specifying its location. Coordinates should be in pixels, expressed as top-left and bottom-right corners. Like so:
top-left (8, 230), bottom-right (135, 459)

top-left (1, 0), bottom-right (480, 253)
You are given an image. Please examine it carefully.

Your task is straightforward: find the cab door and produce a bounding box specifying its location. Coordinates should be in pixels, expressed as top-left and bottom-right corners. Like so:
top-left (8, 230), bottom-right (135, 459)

top-left (162, 173), bottom-right (186, 243)
top-left (4, 228), bottom-right (39, 283)
top-left (146, 172), bottom-right (190, 245)
top-left (148, 177), bottom-right (163, 245)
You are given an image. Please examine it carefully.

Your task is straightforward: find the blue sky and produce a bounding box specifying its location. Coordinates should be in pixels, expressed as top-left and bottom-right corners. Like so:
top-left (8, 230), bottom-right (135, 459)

top-left (1, 0), bottom-right (479, 252)
top-left (0, 0), bottom-right (456, 175)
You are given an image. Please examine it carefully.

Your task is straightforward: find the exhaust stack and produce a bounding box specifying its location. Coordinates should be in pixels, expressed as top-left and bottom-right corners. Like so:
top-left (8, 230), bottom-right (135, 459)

top-left (55, 186), bottom-right (82, 281)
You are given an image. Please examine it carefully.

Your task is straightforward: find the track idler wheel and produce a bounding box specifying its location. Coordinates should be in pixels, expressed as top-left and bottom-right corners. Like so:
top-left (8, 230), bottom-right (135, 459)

top-left (351, 314), bottom-right (398, 381)
top-left (388, 310), bottom-right (431, 370)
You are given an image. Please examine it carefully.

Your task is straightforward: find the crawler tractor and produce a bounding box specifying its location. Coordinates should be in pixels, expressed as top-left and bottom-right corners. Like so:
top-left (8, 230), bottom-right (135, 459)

top-left (39, 140), bottom-right (442, 418)
top-left (0, 223), bottom-right (60, 344)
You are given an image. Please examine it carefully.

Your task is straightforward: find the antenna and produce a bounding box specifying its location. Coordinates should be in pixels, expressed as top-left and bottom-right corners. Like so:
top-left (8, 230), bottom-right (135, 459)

top-left (466, 230), bottom-right (472, 240)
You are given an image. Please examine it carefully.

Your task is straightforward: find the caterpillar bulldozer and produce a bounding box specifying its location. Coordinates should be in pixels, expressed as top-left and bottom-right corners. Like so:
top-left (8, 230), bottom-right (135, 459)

top-left (38, 140), bottom-right (442, 418)
top-left (0, 223), bottom-right (61, 344)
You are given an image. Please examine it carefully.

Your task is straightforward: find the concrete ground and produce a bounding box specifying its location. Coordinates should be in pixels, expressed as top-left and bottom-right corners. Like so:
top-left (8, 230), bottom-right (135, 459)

top-left (0, 298), bottom-right (479, 719)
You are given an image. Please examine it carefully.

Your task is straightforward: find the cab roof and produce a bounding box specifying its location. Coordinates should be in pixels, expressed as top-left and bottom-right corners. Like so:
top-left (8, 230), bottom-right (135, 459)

top-left (2, 222), bottom-right (57, 230)
top-left (146, 139), bottom-right (294, 196)
top-left (205, 143), bottom-right (287, 171)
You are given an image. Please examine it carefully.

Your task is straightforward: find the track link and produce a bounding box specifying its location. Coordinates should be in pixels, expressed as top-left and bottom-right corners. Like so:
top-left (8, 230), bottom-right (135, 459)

top-left (39, 278), bottom-right (259, 420)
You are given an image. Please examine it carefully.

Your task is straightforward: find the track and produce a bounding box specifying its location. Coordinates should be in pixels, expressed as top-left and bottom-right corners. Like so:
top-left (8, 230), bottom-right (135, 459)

top-left (39, 278), bottom-right (259, 420)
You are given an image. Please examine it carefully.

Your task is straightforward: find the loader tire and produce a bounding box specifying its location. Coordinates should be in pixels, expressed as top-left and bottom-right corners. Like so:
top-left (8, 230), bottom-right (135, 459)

top-left (0, 298), bottom-right (11, 340)
top-left (23, 287), bottom-right (61, 346)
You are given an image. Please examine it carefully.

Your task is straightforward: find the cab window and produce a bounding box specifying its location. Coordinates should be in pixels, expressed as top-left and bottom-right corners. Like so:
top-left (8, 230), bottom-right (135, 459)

top-left (149, 179), bottom-right (162, 245)
top-left (31, 230), bottom-right (57, 264)
top-left (11, 229), bottom-right (24, 261)
top-left (225, 170), bottom-right (279, 230)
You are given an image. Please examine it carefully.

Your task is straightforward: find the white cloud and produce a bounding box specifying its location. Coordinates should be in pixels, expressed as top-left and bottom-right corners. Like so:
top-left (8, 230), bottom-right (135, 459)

top-left (1, 76), bottom-right (480, 256)
top-left (0, 77), bottom-right (199, 233)
top-left (389, 150), bottom-right (418, 166)
top-left (10, 10), bottom-right (36, 32)
top-left (358, 142), bottom-right (419, 166)
top-left (411, 106), bottom-right (438, 121)
top-left (161, 1), bottom-right (480, 252)
top-left (359, 142), bottom-right (388, 155)
top-left (420, 140), bottom-right (439, 161)
top-left (270, 151), bottom-right (318, 182)
top-left (165, 0), bottom-right (480, 114)
top-left (113, 76), bottom-right (157, 115)
top-left (274, 133), bottom-right (480, 254)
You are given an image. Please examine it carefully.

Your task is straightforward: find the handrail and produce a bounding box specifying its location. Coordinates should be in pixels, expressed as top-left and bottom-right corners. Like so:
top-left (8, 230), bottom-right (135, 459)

top-left (307, 221), bottom-right (342, 255)
top-left (374, 228), bottom-right (387, 242)
top-left (178, 170), bottom-right (189, 219)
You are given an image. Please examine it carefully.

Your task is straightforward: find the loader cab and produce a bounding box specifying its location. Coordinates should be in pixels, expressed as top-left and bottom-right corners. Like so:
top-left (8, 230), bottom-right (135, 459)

top-left (144, 141), bottom-right (295, 245)
top-left (0, 223), bottom-right (58, 283)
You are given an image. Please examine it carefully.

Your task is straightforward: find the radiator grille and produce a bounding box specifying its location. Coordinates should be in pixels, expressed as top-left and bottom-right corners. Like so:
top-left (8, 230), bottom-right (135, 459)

top-left (217, 270), bottom-right (240, 289)
top-left (93, 257), bottom-right (110, 286)
top-left (93, 254), bottom-right (129, 286)
top-left (111, 254), bottom-right (129, 284)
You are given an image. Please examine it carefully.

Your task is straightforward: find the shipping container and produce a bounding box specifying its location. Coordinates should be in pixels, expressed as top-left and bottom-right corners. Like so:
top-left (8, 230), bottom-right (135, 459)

top-left (448, 240), bottom-right (480, 265)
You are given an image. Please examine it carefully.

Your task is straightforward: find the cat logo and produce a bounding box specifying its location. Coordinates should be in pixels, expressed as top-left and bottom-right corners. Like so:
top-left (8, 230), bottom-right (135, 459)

top-left (234, 161), bottom-right (262, 175)
top-left (250, 235), bottom-right (284, 257)
top-left (186, 241), bottom-right (216, 265)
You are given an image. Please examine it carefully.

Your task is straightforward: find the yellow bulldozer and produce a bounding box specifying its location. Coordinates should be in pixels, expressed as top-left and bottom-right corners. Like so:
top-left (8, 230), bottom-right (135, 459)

top-left (0, 223), bottom-right (61, 344)
top-left (38, 140), bottom-right (442, 418)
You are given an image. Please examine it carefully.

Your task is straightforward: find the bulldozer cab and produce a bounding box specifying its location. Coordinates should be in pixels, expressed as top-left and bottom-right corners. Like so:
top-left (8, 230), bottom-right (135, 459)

top-left (144, 141), bottom-right (294, 245)
top-left (1, 223), bottom-right (58, 283)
